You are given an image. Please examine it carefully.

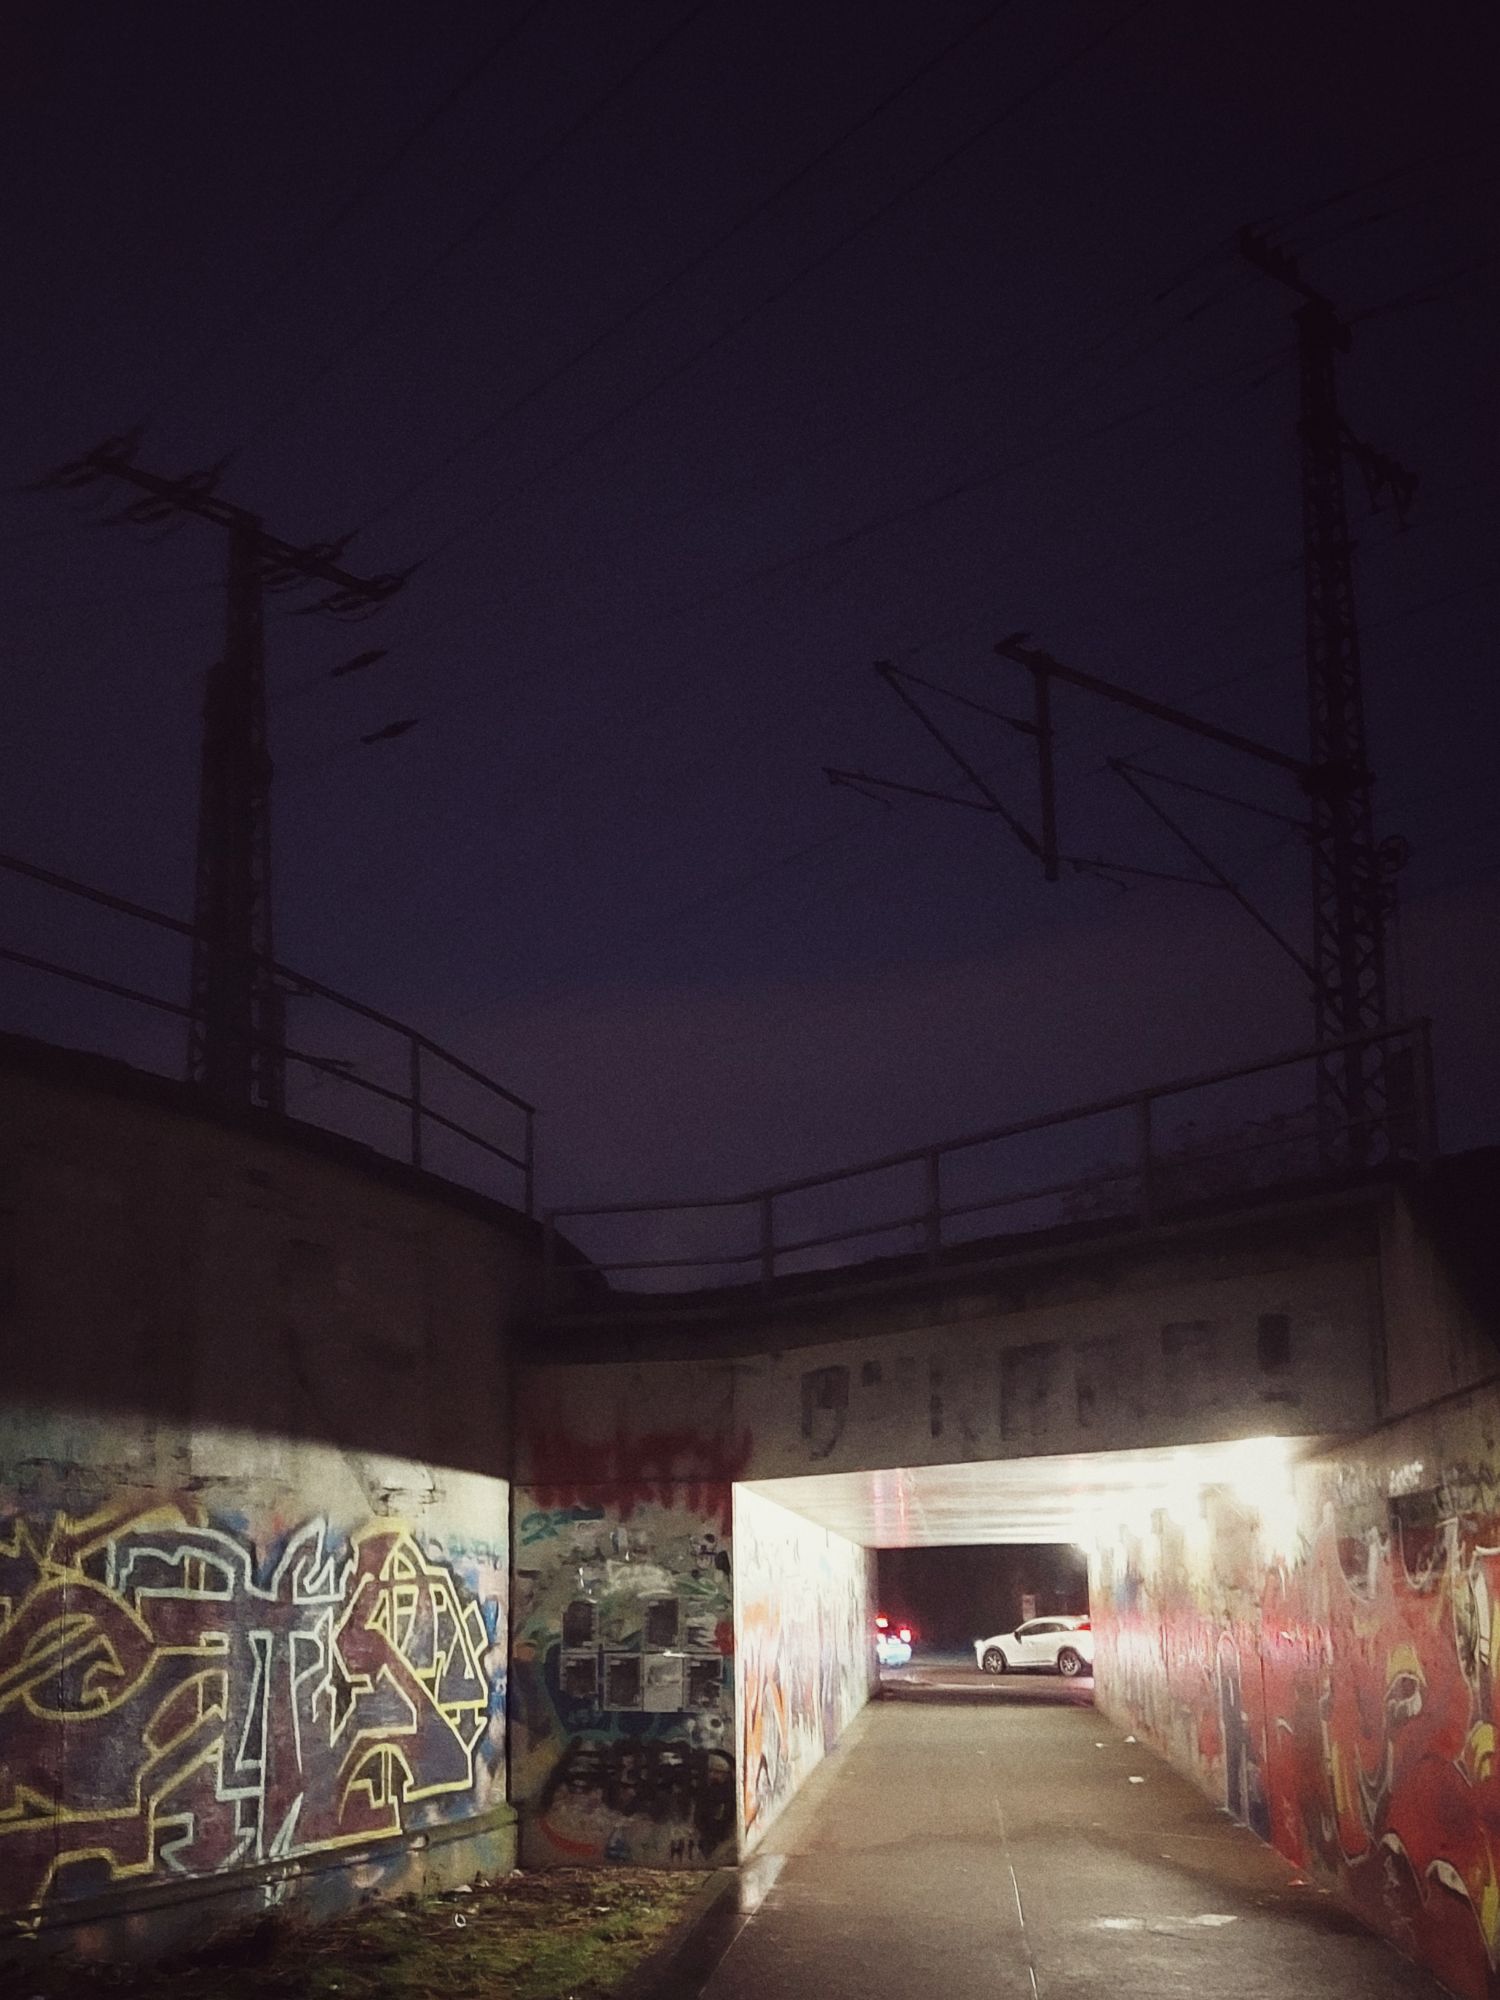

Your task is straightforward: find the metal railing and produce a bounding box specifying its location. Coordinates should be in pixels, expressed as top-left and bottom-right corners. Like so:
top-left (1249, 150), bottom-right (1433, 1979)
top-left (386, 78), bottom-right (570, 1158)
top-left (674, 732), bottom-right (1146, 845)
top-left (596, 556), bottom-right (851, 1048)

top-left (0, 853), bottom-right (535, 1214)
top-left (543, 1020), bottom-right (1434, 1311)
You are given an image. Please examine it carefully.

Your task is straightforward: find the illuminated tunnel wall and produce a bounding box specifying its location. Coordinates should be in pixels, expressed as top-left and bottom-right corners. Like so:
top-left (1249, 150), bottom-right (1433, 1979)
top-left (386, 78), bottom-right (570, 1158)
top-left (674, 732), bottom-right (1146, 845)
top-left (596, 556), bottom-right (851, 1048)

top-left (1090, 1378), bottom-right (1500, 2000)
top-left (734, 1486), bottom-right (874, 1850)
top-left (0, 1041), bottom-right (530, 1954)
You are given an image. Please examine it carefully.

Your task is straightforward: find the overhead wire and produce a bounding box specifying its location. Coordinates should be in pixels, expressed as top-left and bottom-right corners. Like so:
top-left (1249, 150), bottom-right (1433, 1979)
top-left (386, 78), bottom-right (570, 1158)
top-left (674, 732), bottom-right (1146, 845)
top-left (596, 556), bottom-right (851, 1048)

top-left (310, 357), bottom-right (1308, 944)
top-left (403, 0), bottom-right (1154, 575)
top-left (226, 0), bottom-right (714, 464)
top-left (382, 258), bottom-right (1271, 680)
top-left (350, 0), bottom-right (1015, 540)
top-left (142, 6), bottom-right (551, 433)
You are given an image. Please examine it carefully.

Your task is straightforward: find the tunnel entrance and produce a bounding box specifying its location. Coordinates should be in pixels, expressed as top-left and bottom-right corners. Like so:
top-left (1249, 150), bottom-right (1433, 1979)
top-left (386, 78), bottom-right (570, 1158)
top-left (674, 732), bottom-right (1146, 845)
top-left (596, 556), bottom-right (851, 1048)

top-left (876, 1542), bottom-right (1090, 1660)
top-left (737, 1437), bottom-right (1309, 1716)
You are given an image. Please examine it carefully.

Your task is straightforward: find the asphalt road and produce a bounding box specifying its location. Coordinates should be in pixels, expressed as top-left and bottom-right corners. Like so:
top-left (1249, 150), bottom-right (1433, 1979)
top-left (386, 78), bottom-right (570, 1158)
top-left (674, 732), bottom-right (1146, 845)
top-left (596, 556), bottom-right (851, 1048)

top-left (693, 1662), bottom-right (1449, 2000)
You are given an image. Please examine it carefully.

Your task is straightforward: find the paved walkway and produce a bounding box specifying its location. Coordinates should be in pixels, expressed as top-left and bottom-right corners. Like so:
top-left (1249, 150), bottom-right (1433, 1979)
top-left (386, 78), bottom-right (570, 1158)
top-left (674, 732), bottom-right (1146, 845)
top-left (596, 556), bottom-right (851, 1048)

top-left (698, 1671), bottom-right (1450, 2000)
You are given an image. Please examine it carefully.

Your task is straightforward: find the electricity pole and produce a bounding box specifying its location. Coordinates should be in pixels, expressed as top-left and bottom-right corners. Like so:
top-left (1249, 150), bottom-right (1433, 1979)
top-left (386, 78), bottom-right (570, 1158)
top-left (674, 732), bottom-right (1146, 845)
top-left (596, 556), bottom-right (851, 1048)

top-left (827, 236), bottom-right (1420, 1169)
top-left (1238, 229), bottom-right (1417, 1159)
top-left (39, 433), bottom-right (406, 1111)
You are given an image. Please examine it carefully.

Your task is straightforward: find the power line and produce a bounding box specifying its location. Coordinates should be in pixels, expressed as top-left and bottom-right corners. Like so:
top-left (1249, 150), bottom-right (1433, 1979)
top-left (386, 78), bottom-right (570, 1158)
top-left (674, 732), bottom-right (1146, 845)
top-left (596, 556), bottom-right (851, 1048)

top-left (406, 0), bottom-right (1153, 574)
top-left (385, 255), bottom-right (1262, 670)
top-left (144, 4), bottom-right (550, 430)
top-left (351, 2), bottom-right (1013, 539)
top-left (229, 1), bottom-right (713, 462)
top-left (388, 289), bottom-right (1280, 690)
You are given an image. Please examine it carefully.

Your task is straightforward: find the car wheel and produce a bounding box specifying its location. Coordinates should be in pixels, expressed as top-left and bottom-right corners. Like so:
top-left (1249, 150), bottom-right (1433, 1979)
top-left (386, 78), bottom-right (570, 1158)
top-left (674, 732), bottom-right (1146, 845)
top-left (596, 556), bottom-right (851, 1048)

top-left (1056, 1647), bottom-right (1083, 1678)
top-left (981, 1647), bottom-right (1008, 1675)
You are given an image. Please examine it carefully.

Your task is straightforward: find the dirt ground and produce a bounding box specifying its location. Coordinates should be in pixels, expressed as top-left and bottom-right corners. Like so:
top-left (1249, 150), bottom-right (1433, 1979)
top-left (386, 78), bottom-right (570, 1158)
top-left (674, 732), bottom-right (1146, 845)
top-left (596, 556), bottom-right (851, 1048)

top-left (0, 1868), bottom-right (704, 2000)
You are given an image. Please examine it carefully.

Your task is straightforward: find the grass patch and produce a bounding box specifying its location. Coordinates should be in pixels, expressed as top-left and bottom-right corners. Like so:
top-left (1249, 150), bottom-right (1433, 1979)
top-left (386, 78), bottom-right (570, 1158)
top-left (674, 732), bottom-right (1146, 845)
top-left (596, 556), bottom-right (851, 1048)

top-left (1, 1869), bottom-right (705, 2000)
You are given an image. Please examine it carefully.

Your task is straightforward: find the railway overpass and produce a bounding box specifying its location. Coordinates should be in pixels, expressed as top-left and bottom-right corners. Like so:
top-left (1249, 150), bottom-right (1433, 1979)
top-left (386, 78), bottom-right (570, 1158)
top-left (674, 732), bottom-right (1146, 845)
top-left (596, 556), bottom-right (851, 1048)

top-left (2, 1025), bottom-right (1498, 1999)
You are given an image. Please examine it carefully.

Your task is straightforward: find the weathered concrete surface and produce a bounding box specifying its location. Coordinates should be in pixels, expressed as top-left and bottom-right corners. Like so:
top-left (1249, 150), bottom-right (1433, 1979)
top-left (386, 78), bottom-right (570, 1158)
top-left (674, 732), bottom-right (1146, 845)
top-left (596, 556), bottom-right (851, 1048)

top-left (521, 1196), bottom-right (1391, 1492)
top-left (696, 1681), bottom-right (1448, 2000)
top-left (0, 1037), bottom-right (537, 1954)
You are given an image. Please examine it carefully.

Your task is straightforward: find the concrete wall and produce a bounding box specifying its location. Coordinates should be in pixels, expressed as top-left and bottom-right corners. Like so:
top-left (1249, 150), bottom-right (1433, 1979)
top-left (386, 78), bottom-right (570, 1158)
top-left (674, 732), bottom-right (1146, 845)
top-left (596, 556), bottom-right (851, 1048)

top-left (734, 1486), bottom-right (873, 1850)
top-left (524, 1202), bottom-right (1387, 1488)
top-left (0, 1042), bottom-right (534, 1953)
top-left (1091, 1375), bottom-right (1500, 2000)
top-left (1380, 1160), bottom-right (1500, 1415)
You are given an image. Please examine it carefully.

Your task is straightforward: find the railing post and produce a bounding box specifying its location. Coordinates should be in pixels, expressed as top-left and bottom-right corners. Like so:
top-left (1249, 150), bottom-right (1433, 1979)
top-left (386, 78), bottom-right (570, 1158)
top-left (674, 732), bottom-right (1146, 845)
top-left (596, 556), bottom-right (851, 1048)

top-left (924, 1149), bottom-right (942, 1264)
top-left (1412, 1020), bottom-right (1438, 1167)
top-left (408, 1037), bottom-right (423, 1169)
top-left (759, 1194), bottom-right (775, 1296)
top-left (1136, 1094), bottom-right (1155, 1225)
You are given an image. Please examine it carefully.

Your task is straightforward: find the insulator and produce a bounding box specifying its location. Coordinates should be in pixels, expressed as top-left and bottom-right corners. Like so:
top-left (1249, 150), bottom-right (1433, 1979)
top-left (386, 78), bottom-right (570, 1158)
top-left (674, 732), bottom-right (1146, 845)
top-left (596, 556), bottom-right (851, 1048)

top-left (329, 648), bottom-right (386, 678)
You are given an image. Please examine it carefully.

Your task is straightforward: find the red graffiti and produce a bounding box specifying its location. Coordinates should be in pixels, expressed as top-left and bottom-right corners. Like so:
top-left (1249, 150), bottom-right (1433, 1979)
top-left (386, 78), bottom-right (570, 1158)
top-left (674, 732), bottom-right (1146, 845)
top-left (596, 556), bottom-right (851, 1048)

top-left (1097, 1480), bottom-right (1500, 2000)
top-left (523, 1414), bottom-right (753, 1533)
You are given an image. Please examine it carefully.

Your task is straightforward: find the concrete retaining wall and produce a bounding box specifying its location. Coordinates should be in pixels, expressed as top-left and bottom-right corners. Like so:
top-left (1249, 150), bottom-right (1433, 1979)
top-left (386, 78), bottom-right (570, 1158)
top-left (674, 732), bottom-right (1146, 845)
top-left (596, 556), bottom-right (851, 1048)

top-left (0, 1043), bottom-right (533, 1954)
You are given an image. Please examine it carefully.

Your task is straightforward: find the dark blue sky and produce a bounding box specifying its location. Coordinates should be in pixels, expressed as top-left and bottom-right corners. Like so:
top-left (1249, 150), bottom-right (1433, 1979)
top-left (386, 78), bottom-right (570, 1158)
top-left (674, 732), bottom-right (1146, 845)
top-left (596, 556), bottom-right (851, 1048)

top-left (3, 0), bottom-right (1496, 1215)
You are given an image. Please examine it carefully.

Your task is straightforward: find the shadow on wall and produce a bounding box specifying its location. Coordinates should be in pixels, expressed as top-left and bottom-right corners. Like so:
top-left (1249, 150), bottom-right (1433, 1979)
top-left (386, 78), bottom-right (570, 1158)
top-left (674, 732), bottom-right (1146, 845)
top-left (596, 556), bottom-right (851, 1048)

top-left (0, 1045), bottom-right (523, 1946)
top-left (0, 1041), bottom-right (537, 1478)
top-left (1092, 1382), bottom-right (1500, 2000)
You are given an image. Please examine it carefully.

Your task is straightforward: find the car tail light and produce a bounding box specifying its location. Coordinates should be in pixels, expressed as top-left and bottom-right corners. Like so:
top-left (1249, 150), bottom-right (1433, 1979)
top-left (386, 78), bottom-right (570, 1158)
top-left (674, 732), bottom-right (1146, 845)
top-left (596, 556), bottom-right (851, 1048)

top-left (1077, 1619), bottom-right (1091, 1631)
top-left (875, 1614), bottom-right (889, 1629)
top-left (898, 1627), bottom-right (911, 1643)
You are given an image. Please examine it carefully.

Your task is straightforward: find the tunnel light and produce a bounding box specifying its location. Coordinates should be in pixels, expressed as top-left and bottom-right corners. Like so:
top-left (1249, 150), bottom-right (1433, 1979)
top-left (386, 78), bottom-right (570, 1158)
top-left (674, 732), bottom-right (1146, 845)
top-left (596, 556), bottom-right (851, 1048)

top-left (1219, 1435), bottom-right (1294, 1506)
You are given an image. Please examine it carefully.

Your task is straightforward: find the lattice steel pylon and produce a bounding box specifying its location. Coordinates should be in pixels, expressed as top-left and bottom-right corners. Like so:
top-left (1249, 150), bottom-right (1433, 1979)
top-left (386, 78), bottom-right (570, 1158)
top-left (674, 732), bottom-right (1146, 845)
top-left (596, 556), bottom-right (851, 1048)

top-left (37, 433), bottom-right (406, 1111)
top-left (1239, 230), bottom-right (1417, 1161)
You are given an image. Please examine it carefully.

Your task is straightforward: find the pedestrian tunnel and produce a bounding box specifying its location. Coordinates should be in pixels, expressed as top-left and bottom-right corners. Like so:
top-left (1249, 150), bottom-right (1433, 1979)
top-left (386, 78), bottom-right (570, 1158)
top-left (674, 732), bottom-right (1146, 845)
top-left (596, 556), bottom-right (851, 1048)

top-left (512, 1375), bottom-right (1500, 2000)
top-left (508, 1432), bottom-right (1311, 1870)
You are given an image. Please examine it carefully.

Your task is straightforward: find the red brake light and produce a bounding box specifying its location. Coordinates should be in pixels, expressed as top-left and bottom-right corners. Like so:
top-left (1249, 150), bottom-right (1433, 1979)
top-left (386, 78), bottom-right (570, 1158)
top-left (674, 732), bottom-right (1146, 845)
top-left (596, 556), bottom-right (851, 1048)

top-left (875, 1614), bottom-right (889, 1628)
top-left (1077, 1619), bottom-right (1091, 1631)
top-left (898, 1627), bottom-right (912, 1643)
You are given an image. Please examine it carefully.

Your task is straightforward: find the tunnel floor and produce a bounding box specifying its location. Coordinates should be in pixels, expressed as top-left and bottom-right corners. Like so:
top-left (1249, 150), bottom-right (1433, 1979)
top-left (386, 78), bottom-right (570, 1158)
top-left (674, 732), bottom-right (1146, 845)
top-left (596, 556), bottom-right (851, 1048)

top-left (697, 1674), bottom-right (1449, 2000)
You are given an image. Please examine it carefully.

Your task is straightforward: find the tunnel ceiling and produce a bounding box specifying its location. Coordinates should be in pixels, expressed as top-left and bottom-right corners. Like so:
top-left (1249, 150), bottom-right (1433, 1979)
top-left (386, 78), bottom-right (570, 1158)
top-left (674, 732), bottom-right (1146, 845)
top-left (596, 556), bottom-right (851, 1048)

top-left (742, 1434), bottom-right (1326, 1548)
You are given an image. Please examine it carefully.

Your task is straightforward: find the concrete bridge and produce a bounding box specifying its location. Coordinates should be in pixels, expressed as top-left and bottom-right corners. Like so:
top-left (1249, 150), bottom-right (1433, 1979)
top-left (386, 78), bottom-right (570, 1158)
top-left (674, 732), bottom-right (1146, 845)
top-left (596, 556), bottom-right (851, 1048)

top-left (2, 1027), bottom-right (1497, 1999)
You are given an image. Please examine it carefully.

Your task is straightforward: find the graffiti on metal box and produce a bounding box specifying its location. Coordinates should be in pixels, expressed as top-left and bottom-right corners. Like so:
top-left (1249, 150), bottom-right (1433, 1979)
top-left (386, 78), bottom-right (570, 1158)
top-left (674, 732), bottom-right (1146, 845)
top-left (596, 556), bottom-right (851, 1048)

top-left (510, 1490), bottom-right (735, 1867)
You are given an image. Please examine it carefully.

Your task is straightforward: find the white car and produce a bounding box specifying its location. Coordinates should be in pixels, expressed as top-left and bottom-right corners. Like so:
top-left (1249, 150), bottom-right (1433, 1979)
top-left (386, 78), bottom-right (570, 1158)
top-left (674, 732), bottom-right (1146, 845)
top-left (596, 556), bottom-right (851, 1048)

top-left (974, 1615), bottom-right (1093, 1678)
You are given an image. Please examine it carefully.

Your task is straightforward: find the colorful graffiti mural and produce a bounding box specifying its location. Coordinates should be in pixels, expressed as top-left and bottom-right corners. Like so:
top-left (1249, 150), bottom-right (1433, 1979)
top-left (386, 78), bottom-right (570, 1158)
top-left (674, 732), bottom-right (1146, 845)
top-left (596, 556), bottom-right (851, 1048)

top-left (1094, 1401), bottom-right (1500, 2000)
top-left (734, 1486), bottom-right (873, 1846)
top-left (0, 1497), bottom-right (505, 1922)
top-left (510, 1491), bottom-right (735, 1867)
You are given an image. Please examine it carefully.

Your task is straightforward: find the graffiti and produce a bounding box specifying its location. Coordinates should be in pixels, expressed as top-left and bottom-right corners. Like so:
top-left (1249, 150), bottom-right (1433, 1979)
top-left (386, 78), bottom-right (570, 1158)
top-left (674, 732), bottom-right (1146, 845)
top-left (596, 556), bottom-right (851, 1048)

top-left (537, 1737), bottom-right (734, 1864)
top-left (0, 1499), bottom-right (500, 1918)
top-left (522, 1417), bottom-right (752, 1532)
top-left (1094, 1407), bottom-right (1500, 2000)
top-left (800, 1367), bottom-right (849, 1460)
top-left (735, 1487), bottom-right (873, 1844)
top-left (511, 1491), bottom-right (735, 1867)
top-left (519, 1504), bottom-right (605, 1547)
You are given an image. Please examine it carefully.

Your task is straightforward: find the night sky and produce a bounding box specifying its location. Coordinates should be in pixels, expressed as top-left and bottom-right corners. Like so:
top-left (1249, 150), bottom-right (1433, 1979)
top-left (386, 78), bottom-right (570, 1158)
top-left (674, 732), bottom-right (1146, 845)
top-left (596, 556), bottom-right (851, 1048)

top-left (3, 1), bottom-right (1496, 1219)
